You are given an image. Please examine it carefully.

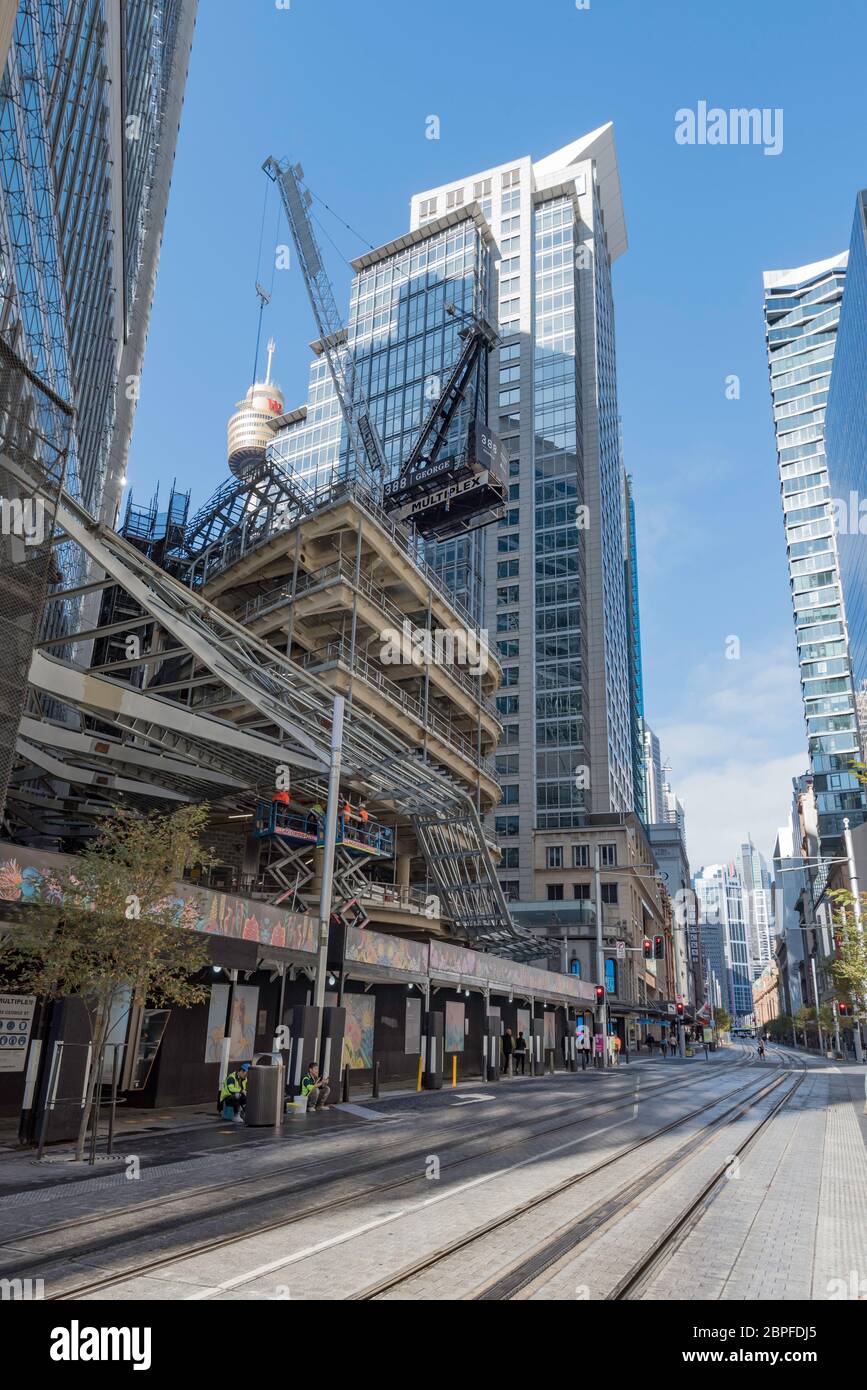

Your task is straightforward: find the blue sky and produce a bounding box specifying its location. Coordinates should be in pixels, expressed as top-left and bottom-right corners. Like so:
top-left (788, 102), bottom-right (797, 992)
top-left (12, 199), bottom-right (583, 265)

top-left (128, 0), bottom-right (867, 870)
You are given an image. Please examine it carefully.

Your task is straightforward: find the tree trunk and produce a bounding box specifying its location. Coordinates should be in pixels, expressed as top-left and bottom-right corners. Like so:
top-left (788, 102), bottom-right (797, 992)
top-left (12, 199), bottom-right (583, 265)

top-left (74, 1005), bottom-right (107, 1161)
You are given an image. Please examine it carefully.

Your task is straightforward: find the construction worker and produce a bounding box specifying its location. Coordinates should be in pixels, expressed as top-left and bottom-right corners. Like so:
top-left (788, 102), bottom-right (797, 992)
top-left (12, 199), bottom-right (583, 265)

top-left (219, 1061), bottom-right (250, 1120)
top-left (300, 1060), bottom-right (331, 1111)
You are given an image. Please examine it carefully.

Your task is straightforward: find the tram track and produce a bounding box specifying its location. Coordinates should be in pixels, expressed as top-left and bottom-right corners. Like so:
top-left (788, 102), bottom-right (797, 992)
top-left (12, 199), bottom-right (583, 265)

top-left (3, 1048), bottom-right (751, 1258)
top-left (350, 1051), bottom-right (801, 1301)
top-left (32, 1049), bottom-right (758, 1299)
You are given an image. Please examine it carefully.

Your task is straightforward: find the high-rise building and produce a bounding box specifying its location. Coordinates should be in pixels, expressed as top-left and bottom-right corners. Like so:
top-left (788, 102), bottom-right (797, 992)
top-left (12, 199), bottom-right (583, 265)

top-left (824, 192), bottom-right (867, 716)
top-left (0, 0), bottom-right (198, 524)
top-left (0, 0), bottom-right (197, 823)
top-left (738, 837), bottom-right (774, 975)
top-left (693, 862), bottom-right (754, 1024)
top-left (763, 252), bottom-right (866, 850)
top-left (410, 125), bottom-right (637, 900)
top-left (643, 724), bottom-right (664, 824)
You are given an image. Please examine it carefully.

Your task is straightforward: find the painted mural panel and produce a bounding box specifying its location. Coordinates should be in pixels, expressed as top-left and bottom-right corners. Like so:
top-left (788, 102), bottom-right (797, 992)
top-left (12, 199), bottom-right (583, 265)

top-left (516, 1008), bottom-right (531, 1039)
top-left (204, 984), bottom-right (259, 1063)
top-left (445, 1000), bottom-right (465, 1052)
top-left (0, 843), bottom-right (318, 955)
top-left (344, 926), bottom-right (427, 975)
top-left (404, 995), bottom-right (421, 1054)
top-left (544, 1011), bottom-right (556, 1050)
top-left (342, 993), bottom-right (376, 1070)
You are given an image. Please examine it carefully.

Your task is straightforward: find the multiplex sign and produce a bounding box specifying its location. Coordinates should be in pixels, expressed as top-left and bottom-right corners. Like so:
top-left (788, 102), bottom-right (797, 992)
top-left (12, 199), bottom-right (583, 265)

top-left (393, 469), bottom-right (493, 522)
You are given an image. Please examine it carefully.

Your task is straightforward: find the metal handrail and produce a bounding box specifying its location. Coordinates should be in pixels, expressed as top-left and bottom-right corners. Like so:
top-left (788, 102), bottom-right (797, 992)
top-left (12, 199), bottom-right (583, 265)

top-left (241, 555), bottom-right (499, 711)
top-left (299, 638), bottom-right (497, 778)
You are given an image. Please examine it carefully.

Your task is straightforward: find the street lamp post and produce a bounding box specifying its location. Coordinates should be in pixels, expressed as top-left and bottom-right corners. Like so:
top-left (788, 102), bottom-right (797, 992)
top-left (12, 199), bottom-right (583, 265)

top-left (594, 841), bottom-right (607, 1068)
top-left (843, 817), bottom-right (865, 1062)
top-left (313, 694), bottom-right (345, 1013)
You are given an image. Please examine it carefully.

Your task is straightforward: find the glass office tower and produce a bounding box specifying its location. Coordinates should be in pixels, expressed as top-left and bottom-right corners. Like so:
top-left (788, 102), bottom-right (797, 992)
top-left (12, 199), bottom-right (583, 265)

top-left (693, 863), bottom-right (754, 1024)
top-left (0, 0), bottom-right (198, 524)
top-left (410, 126), bottom-right (639, 899)
top-left (763, 253), bottom-right (866, 850)
top-left (825, 192), bottom-right (867, 704)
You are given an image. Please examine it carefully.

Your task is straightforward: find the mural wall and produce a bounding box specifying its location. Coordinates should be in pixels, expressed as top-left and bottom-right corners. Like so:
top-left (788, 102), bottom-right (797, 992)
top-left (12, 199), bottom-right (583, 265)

top-left (342, 993), bottom-right (376, 1070)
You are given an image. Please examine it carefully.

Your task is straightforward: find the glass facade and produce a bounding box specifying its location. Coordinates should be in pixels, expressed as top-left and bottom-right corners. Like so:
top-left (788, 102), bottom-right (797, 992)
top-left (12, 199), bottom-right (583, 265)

top-left (693, 863), bottom-right (754, 1024)
top-left (825, 192), bottom-right (867, 715)
top-left (0, 0), bottom-right (193, 520)
top-left (270, 214), bottom-right (491, 625)
top-left (533, 195), bottom-right (586, 829)
top-left (763, 254), bottom-right (866, 849)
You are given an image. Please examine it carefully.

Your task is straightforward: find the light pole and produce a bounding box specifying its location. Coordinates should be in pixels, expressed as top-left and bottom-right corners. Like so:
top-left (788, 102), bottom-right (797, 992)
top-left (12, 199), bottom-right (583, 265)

top-left (594, 841), bottom-right (607, 1068)
top-left (313, 694), bottom-right (345, 1012)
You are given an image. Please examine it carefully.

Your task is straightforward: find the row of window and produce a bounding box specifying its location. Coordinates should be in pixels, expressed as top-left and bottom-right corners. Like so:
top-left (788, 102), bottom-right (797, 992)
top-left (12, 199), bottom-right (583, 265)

top-left (546, 883), bottom-right (619, 902)
top-left (545, 843), bottom-right (617, 868)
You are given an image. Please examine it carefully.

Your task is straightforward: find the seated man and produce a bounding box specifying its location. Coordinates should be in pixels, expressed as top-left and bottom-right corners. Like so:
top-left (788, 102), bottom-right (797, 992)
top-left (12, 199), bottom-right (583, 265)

top-left (219, 1061), bottom-right (250, 1120)
top-left (300, 1060), bottom-right (331, 1111)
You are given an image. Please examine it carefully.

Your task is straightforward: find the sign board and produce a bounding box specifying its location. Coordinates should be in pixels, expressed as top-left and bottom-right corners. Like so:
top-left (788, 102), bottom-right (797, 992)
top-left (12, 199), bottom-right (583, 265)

top-left (594, 1033), bottom-right (604, 1054)
top-left (703, 1027), bottom-right (714, 1043)
top-left (0, 994), bottom-right (35, 1072)
top-left (615, 939), bottom-right (626, 961)
top-left (575, 1024), bottom-right (587, 1048)
top-left (666, 1003), bottom-right (677, 1015)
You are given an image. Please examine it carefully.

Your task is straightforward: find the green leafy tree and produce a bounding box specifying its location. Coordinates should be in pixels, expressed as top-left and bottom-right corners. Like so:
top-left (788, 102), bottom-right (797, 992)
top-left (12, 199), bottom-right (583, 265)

top-left (794, 1004), bottom-right (817, 1048)
top-left (713, 1007), bottom-right (731, 1034)
top-left (826, 888), bottom-right (867, 1009)
top-left (766, 1013), bottom-right (793, 1041)
top-left (1, 805), bottom-right (215, 1158)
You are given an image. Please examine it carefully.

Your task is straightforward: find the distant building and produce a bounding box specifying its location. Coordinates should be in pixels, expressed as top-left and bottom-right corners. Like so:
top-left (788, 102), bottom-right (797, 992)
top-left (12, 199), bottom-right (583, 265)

top-left (753, 959), bottom-right (781, 1030)
top-left (738, 838), bottom-right (774, 975)
top-left (693, 862), bottom-right (754, 1024)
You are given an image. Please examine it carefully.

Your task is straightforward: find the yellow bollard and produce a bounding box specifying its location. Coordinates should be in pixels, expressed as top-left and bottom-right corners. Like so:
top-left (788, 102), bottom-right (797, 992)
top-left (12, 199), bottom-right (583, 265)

top-left (452, 1054), bottom-right (457, 1088)
top-left (416, 1054), bottom-right (423, 1092)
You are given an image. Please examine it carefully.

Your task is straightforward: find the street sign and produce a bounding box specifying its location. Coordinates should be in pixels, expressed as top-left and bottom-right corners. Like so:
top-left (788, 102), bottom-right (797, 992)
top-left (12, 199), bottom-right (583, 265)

top-left (0, 994), bottom-right (35, 1073)
top-left (616, 939), bottom-right (626, 961)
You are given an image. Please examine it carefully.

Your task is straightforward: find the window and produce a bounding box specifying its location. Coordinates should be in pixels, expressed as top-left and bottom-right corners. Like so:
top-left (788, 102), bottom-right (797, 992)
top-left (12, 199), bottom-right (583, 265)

top-left (500, 666), bottom-right (518, 687)
top-left (600, 843), bottom-right (617, 867)
top-left (500, 342), bottom-right (520, 362)
top-left (419, 197), bottom-right (437, 220)
top-left (501, 846), bottom-right (519, 868)
top-left (546, 845), bottom-right (563, 869)
top-left (497, 584), bottom-right (519, 606)
top-left (473, 178), bottom-right (492, 199)
top-left (498, 507), bottom-right (519, 527)
top-left (498, 534), bottom-right (519, 553)
top-left (573, 883), bottom-right (591, 900)
top-left (569, 957), bottom-right (582, 977)
top-left (572, 844), bottom-right (589, 868)
top-left (495, 816), bottom-right (519, 836)
top-left (497, 559), bottom-right (519, 579)
top-left (604, 959), bottom-right (618, 995)
top-left (501, 215), bottom-right (520, 235)
top-left (509, 483), bottom-right (520, 501)
top-left (496, 612), bottom-right (519, 633)
top-left (501, 723), bottom-right (519, 744)
top-left (496, 753), bottom-right (519, 775)
top-left (496, 695), bottom-right (519, 714)
top-left (509, 460), bottom-right (521, 477)
top-left (547, 884), bottom-right (564, 901)
top-left (499, 365), bottom-right (520, 385)
top-left (500, 880), bottom-right (520, 901)
top-left (446, 188), bottom-right (464, 209)
top-left (501, 234), bottom-right (520, 254)
top-left (502, 168), bottom-right (520, 189)
top-left (499, 784), bottom-right (519, 806)
top-left (499, 388), bottom-right (520, 407)
top-left (601, 883), bottom-right (618, 905)
top-left (501, 190), bottom-right (520, 213)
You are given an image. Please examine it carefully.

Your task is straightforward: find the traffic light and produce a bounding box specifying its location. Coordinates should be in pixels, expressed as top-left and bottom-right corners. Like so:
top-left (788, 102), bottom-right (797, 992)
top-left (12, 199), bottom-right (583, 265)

top-left (595, 984), bottom-right (605, 1004)
top-left (654, 935), bottom-right (664, 959)
top-left (676, 1002), bottom-right (684, 1017)
top-left (643, 938), bottom-right (653, 960)
top-left (838, 1001), bottom-right (850, 1017)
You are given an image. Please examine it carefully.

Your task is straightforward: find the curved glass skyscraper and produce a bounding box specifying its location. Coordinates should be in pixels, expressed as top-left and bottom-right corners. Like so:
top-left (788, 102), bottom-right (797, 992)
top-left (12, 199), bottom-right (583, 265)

top-left (763, 254), bottom-right (866, 850)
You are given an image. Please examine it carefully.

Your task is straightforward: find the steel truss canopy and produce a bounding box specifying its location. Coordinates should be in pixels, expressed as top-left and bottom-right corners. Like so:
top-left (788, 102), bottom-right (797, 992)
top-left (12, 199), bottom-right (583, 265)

top-left (6, 458), bottom-right (537, 959)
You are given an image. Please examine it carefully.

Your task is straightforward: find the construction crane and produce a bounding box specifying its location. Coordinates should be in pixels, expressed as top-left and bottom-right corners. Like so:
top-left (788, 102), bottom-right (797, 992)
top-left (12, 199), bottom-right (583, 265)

top-left (262, 156), bottom-right (508, 539)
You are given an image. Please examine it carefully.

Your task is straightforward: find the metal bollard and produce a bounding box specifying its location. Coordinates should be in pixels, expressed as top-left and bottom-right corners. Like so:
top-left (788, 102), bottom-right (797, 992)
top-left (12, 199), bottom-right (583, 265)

top-left (342, 1064), bottom-right (350, 1102)
top-left (372, 1059), bottom-right (380, 1099)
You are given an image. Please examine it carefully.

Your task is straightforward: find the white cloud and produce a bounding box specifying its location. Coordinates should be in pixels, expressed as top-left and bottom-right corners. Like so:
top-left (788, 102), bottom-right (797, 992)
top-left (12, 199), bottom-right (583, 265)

top-left (654, 643), bottom-right (807, 867)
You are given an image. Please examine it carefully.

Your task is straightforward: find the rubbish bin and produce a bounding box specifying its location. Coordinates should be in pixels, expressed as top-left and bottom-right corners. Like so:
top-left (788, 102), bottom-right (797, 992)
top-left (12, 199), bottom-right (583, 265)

top-left (244, 1060), bottom-right (284, 1126)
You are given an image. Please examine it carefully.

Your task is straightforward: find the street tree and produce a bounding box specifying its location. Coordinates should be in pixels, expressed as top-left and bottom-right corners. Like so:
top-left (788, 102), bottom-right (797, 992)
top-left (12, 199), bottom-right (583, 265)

top-left (0, 804), bottom-right (215, 1158)
top-left (713, 1007), bottom-right (731, 1034)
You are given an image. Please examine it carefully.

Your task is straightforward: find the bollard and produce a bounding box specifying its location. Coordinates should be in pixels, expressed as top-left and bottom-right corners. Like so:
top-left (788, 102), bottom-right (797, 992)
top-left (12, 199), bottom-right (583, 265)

top-left (372, 1059), bottom-right (380, 1099)
top-left (416, 1054), bottom-right (423, 1092)
top-left (342, 1064), bottom-right (350, 1102)
top-left (451, 1054), bottom-right (457, 1088)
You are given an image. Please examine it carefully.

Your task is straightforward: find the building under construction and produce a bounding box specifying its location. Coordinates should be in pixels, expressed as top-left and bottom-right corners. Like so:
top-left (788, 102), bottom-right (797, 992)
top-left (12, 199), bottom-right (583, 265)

top-left (0, 161), bottom-right (598, 1128)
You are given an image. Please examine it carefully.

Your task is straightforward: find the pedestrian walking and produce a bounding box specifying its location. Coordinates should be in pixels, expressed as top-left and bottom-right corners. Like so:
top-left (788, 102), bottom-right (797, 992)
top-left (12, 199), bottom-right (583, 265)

top-left (757, 1039), bottom-right (765, 1061)
top-left (502, 1026), bottom-right (514, 1076)
top-left (514, 1030), bottom-right (527, 1074)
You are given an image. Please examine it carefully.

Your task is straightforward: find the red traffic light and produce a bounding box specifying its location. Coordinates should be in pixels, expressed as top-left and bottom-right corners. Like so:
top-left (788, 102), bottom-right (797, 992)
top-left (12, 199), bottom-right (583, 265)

top-left (643, 938), bottom-right (652, 959)
top-left (838, 1001), bottom-right (850, 1016)
top-left (595, 984), bottom-right (605, 1003)
top-left (654, 935), bottom-right (664, 959)
top-left (676, 1002), bottom-right (684, 1016)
